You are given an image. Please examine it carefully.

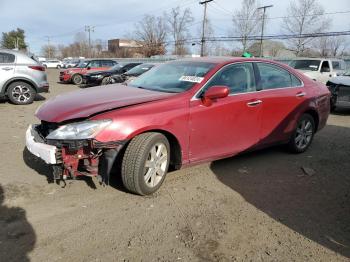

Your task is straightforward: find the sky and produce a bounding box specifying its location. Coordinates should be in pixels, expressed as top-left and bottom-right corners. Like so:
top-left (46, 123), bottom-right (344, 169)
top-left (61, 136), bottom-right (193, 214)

top-left (0, 0), bottom-right (349, 55)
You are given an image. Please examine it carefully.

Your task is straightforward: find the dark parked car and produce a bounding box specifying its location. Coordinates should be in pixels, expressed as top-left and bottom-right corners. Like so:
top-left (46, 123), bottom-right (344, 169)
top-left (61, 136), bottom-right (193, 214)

top-left (26, 58), bottom-right (330, 195)
top-left (108, 63), bottom-right (157, 84)
top-left (59, 59), bottom-right (118, 85)
top-left (82, 62), bottom-right (141, 86)
top-left (327, 69), bottom-right (350, 111)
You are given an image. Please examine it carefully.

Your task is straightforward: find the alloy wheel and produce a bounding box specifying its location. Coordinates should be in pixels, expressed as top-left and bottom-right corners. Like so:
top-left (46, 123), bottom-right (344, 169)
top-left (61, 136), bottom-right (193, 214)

top-left (144, 142), bottom-right (168, 188)
top-left (295, 119), bottom-right (313, 150)
top-left (11, 85), bottom-right (32, 103)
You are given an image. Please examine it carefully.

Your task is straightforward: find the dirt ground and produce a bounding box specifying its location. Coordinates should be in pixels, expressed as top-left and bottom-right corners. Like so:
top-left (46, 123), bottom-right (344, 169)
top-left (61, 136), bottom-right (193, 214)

top-left (0, 69), bottom-right (349, 262)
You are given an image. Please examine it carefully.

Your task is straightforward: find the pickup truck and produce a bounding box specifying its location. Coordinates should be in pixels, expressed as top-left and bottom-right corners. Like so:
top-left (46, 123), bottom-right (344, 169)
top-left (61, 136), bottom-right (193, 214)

top-left (289, 58), bottom-right (346, 84)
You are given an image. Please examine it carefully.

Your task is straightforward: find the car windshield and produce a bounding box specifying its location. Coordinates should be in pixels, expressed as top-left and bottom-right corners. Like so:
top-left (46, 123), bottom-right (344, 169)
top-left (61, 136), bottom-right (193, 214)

top-left (76, 61), bottom-right (89, 68)
top-left (289, 60), bottom-right (321, 71)
top-left (129, 61), bottom-right (216, 93)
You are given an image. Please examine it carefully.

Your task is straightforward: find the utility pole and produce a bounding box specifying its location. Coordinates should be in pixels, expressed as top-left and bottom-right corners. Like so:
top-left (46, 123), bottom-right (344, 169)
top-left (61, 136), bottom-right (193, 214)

top-left (85, 25), bottom-right (95, 58)
top-left (45, 36), bottom-right (51, 58)
top-left (200, 0), bottom-right (213, 57)
top-left (257, 5), bottom-right (273, 58)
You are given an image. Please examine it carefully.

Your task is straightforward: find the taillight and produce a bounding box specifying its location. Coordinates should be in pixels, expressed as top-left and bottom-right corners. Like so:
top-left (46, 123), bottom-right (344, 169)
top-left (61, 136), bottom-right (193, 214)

top-left (28, 65), bottom-right (45, 71)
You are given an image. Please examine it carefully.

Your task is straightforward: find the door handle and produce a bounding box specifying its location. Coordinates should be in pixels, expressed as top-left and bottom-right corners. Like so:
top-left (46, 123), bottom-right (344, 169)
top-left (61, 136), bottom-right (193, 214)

top-left (1, 67), bottom-right (13, 71)
top-left (296, 92), bottom-right (306, 97)
top-left (247, 100), bottom-right (262, 107)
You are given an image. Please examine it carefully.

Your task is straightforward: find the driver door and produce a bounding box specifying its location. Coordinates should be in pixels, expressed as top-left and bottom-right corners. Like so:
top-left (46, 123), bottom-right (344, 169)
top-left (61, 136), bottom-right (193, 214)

top-left (319, 60), bottom-right (332, 84)
top-left (189, 62), bottom-right (262, 163)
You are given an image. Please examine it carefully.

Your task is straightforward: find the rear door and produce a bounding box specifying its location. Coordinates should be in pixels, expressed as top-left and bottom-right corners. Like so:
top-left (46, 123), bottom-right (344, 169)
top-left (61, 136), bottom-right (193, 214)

top-left (189, 62), bottom-right (262, 162)
top-left (88, 60), bottom-right (102, 73)
top-left (254, 62), bottom-right (307, 145)
top-left (100, 60), bottom-right (115, 71)
top-left (0, 52), bottom-right (16, 93)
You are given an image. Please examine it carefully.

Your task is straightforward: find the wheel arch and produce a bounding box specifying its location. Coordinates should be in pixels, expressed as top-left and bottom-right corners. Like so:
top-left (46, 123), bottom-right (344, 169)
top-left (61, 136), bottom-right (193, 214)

top-left (303, 109), bottom-right (319, 131)
top-left (129, 129), bottom-right (183, 171)
top-left (4, 78), bottom-right (37, 95)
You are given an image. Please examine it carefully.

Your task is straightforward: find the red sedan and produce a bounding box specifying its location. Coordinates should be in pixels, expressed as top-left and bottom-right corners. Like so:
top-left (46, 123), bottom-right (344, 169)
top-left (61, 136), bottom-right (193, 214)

top-left (26, 58), bottom-right (330, 195)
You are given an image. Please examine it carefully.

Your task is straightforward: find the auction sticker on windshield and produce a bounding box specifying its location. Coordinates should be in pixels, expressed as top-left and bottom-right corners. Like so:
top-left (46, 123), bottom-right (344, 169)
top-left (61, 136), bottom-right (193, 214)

top-left (179, 76), bottom-right (204, 83)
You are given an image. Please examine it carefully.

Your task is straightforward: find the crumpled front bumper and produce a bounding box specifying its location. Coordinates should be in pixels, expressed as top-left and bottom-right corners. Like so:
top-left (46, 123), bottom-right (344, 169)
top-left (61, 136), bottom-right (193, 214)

top-left (25, 124), bottom-right (125, 185)
top-left (25, 125), bottom-right (57, 164)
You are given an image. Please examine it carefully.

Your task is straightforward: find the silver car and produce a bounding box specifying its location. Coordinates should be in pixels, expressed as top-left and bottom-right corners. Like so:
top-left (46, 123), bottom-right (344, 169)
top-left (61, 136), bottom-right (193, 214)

top-left (0, 49), bottom-right (49, 105)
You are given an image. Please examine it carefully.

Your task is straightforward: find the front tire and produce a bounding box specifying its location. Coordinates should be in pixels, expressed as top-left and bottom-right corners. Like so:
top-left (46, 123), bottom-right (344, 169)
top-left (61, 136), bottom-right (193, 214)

top-left (121, 132), bottom-right (170, 195)
top-left (72, 74), bottom-right (83, 85)
top-left (7, 81), bottom-right (36, 105)
top-left (288, 114), bottom-right (315, 153)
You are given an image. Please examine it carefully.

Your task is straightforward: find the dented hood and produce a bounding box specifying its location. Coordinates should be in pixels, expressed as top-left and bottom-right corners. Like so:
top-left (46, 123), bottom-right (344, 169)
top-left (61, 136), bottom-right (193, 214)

top-left (36, 84), bottom-right (175, 123)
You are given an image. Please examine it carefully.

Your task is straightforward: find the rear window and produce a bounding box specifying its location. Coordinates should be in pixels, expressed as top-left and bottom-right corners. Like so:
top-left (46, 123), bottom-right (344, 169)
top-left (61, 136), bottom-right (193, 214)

top-left (0, 52), bottom-right (15, 63)
top-left (257, 63), bottom-right (302, 89)
top-left (332, 61), bottom-right (345, 70)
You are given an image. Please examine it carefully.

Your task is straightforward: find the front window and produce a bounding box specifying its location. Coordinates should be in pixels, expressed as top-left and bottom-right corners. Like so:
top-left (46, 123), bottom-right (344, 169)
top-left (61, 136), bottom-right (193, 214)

top-left (205, 63), bottom-right (256, 94)
top-left (76, 61), bottom-right (89, 68)
top-left (289, 60), bottom-right (321, 71)
top-left (129, 61), bottom-right (216, 93)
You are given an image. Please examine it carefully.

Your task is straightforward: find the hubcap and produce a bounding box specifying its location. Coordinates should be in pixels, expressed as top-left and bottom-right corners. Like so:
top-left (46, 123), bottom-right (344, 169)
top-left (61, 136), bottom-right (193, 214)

top-left (144, 143), bottom-right (168, 188)
top-left (295, 119), bottom-right (313, 149)
top-left (12, 85), bottom-right (31, 102)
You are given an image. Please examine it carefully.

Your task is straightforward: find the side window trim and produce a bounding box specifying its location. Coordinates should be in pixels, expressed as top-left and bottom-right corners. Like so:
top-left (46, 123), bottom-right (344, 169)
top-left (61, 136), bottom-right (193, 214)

top-left (254, 61), bottom-right (304, 91)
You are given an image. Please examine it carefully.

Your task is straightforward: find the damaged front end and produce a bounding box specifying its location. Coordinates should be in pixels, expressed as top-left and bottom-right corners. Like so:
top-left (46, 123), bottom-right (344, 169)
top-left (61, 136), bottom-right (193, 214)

top-left (26, 120), bottom-right (126, 187)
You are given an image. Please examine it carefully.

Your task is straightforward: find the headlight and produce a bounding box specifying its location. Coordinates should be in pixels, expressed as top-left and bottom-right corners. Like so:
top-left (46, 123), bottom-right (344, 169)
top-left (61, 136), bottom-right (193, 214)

top-left (46, 120), bottom-right (111, 140)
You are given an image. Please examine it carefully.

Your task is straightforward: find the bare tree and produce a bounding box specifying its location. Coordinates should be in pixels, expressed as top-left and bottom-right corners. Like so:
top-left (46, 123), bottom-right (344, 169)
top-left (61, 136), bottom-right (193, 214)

top-left (232, 0), bottom-right (261, 53)
top-left (317, 36), bottom-right (348, 57)
top-left (165, 6), bottom-right (194, 56)
top-left (329, 36), bottom-right (348, 57)
top-left (41, 44), bottom-right (57, 58)
top-left (317, 36), bottom-right (330, 57)
top-left (134, 15), bottom-right (167, 57)
top-left (283, 0), bottom-right (331, 56)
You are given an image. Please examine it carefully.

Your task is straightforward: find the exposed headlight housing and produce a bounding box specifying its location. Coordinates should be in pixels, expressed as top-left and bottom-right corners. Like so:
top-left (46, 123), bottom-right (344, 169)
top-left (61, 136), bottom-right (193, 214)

top-left (92, 74), bottom-right (103, 79)
top-left (46, 120), bottom-right (111, 140)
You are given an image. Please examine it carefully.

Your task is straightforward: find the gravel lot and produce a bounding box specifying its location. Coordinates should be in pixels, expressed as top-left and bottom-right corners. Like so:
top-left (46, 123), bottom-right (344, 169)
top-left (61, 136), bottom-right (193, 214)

top-left (0, 69), bottom-right (349, 261)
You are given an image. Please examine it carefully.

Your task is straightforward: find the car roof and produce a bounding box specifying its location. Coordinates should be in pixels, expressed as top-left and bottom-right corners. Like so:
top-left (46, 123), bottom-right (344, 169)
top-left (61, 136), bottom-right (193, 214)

top-left (172, 57), bottom-right (287, 65)
top-left (290, 57), bottom-right (344, 61)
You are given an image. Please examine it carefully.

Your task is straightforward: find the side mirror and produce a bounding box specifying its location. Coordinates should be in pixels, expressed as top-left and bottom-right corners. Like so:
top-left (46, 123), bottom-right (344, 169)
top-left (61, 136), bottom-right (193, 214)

top-left (202, 86), bottom-right (229, 106)
top-left (87, 66), bottom-right (91, 70)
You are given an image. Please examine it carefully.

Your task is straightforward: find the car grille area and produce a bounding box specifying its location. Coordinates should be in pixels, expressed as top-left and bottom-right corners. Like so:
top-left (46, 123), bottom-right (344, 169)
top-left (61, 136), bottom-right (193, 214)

top-left (36, 121), bottom-right (60, 138)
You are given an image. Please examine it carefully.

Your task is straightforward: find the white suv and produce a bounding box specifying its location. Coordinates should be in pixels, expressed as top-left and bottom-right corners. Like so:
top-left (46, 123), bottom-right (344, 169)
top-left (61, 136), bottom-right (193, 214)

top-left (0, 49), bottom-right (49, 105)
top-left (42, 59), bottom-right (63, 69)
top-left (289, 58), bottom-right (346, 84)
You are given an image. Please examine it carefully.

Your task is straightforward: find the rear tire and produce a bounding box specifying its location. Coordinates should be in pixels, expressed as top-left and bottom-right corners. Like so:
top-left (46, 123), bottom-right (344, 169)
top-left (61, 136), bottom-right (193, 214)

top-left (121, 132), bottom-right (170, 195)
top-left (288, 114), bottom-right (315, 153)
top-left (72, 74), bottom-right (83, 85)
top-left (101, 77), bottom-right (111, 86)
top-left (7, 81), bottom-right (36, 105)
